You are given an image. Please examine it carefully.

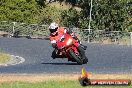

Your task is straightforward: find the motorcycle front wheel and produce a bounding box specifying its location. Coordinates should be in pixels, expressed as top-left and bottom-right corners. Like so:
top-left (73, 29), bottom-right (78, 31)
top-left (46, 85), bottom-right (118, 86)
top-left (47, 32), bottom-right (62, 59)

top-left (69, 49), bottom-right (83, 65)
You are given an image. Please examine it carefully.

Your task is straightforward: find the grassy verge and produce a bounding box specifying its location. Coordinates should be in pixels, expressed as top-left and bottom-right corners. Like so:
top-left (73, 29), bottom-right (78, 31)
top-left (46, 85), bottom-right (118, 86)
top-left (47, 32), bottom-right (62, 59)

top-left (121, 36), bottom-right (131, 45)
top-left (0, 74), bottom-right (131, 88)
top-left (0, 81), bottom-right (131, 88)
top-left (0, 52), bottom-right (10, 63)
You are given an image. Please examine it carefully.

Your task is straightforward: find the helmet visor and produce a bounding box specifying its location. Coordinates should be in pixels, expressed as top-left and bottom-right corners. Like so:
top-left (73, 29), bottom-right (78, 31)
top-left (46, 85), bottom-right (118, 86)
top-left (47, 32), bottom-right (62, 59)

top-left (49, 28), bottom-right (58, 33)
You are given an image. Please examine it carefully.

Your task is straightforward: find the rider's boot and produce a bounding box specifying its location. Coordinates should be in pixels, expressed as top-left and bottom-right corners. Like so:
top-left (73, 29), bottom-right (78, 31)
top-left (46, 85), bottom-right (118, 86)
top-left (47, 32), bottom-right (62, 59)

top-left (51, 49), bottom-right (58, 59)
top-left (51, 49), bottom-right (65, 59)
top-left (51, 50), bottom-right (56, 59)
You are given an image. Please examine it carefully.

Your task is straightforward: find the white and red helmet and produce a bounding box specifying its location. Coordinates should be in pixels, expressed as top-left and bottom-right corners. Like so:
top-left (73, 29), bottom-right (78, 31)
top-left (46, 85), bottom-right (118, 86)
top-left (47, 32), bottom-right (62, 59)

top-left (49, 22), bottom-right (59, 35)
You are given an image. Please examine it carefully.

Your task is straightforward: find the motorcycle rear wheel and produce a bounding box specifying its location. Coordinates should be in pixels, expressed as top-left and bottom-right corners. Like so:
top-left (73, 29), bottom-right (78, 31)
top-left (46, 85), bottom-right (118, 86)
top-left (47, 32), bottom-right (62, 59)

top-left (69, 49), bottom-right (83, 65)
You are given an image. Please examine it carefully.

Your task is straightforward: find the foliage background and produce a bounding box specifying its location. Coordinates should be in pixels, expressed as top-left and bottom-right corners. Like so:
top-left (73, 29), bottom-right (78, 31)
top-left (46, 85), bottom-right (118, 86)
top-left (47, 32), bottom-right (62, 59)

top-left (0, 0), bottom-right (131, 31)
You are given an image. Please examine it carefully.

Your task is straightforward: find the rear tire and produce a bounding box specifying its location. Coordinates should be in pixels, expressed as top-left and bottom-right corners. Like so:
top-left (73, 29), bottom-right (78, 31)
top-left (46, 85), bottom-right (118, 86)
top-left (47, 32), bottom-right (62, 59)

top-left (69, 49), bottom-right (83, 65)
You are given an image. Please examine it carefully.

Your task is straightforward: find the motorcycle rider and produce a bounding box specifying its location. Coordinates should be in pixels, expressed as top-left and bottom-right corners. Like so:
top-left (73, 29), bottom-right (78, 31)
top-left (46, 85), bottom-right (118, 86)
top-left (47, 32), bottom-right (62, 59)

top-left (49, 22), bottom-right (87, 60)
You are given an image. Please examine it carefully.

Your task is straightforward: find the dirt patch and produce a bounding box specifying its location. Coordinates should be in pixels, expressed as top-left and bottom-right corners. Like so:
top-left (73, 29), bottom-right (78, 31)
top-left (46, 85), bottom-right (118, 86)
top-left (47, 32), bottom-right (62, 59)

top-left (0, 31), bottom-right (10, 37)
top-left (0, 73), bottom-right (132, 83)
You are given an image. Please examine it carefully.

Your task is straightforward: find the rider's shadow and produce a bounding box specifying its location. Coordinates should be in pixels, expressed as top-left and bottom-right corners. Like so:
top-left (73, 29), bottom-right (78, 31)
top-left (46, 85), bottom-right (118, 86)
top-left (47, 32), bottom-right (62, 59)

top-left (41, 62), bottom-right (79, 65)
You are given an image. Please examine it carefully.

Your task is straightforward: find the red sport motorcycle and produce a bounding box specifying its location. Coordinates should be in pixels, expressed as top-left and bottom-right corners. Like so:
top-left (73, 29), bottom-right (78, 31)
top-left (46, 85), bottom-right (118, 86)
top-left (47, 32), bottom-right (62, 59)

top-left (55, 32), bottom-right (88, 65)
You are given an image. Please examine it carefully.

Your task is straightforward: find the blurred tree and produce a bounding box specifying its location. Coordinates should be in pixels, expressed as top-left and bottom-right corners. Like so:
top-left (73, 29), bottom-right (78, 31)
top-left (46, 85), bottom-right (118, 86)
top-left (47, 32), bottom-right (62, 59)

top-left (0, 0), bottom-right (131, 32)
top-left (0, 0), bottom-right (40, 23)
top-left (35, 0), bottom-right (46, 7)
top-left (61, 8), bottom-right (79, 27)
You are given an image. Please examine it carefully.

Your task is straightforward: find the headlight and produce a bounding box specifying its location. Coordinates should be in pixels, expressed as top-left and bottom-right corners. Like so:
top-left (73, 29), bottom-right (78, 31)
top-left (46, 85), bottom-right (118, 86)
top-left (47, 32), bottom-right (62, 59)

top-left (66, 38), bottom-right (72, 46)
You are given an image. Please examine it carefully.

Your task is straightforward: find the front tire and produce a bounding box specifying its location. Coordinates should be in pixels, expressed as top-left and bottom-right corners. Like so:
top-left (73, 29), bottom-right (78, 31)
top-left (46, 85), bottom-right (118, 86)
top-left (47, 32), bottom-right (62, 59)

top-left (69, 49), bottom-right (83, 65)
top-left (83, 56), bottom-right (88, 64)
top-left (78, 46), bottom-right (88, 64)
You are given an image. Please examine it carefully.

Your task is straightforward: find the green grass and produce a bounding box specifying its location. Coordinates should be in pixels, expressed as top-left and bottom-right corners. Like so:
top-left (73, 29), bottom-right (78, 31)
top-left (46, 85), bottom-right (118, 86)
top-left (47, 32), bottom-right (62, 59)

top-left (0, 81), bottom-right (131, 88)
top-left (0, 52), bottom-right (10, 63)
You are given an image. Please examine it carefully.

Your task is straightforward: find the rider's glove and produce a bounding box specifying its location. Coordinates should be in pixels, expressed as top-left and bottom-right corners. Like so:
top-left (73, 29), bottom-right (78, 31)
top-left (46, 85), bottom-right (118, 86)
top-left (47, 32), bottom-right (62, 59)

top-left (70, 33), bottom-right (75, 37)
top-left (66, 30), bottom-right (75, 37)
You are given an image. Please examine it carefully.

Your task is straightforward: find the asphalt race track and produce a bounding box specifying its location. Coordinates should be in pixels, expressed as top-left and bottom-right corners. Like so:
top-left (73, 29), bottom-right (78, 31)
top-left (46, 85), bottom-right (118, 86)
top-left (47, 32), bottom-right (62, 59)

top-left (0, 38), bottom-right (132, 74)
